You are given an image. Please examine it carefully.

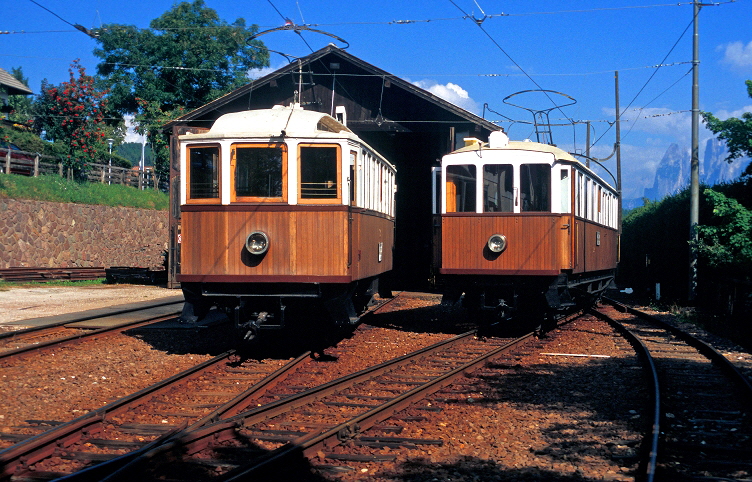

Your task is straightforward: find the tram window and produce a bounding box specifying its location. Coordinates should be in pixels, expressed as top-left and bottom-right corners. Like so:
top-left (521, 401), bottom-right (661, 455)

top-left (483, 164), bottom-right (513, 212)
top-left (233, 144), bottom-right (285, 201)
top-left (560, 169), bottom-right (570, 213)
top-left (300, 145), bottom-right (340, 201)
top-left (187, 145), bottom-right (220, 200)
top-left (520, 164), bottom-right (550, 212)
top-left (350, 150), bottom-right (357, 205)
top-left (446, 165), bottom-right (476, 213)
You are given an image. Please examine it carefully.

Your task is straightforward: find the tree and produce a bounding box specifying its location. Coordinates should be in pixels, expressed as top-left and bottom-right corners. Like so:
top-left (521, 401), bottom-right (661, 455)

top-left (702, 80), bottom-right (752, 177)
top-left (695, 188), bottom-right (752, 278)
top-left (5, 67), bottom-right (34, 126)
top-left (93, 0), bottom-right (269, 180)
top-left (33, 61), bottom-right (113, 175)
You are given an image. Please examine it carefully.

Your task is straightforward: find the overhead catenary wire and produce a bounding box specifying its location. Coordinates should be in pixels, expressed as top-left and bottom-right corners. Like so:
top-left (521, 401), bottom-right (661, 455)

top-left (590, 8), bottom-right (700, 149)
top-left (448, 0), bottom-right (576, 130)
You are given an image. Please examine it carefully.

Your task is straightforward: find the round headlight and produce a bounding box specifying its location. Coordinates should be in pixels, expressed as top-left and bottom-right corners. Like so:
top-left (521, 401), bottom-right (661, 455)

top-left (245, 231), bottom-right (269, 255)
top-left (487, 234), bottom-right (507, 253)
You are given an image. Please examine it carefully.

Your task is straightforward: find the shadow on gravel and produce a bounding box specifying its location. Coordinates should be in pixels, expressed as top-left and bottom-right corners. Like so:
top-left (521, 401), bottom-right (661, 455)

top-left (123, 316), bottom-right (361, 362)
top-left (365, 301), bottom-right (543, 338)
top-left (364, 302), bottom-right (476, 335)
top-left (380, 456), bottom-right (610, 481)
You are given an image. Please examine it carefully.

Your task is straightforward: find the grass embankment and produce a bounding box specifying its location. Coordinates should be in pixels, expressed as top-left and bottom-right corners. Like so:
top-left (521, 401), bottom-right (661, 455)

top-left (0, 279), bottom-right (105, 291)
top-left (0, 173), bottom-right (169, 210)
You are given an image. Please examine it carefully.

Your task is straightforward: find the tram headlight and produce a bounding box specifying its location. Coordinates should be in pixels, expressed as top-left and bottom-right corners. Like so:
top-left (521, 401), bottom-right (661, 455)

top-left (487, 234), bottom-right (507, 253)
top-left (245, 231), bottom-right (270, 255)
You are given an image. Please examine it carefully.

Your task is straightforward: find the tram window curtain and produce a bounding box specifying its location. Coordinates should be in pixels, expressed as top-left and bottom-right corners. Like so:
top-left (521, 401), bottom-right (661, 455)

top-left (483, 164), bottom-right (513, 212)
top-left (188, 145), bottom-right (220, 201)
top-left (520, 164), bottom-right (551, 212)
top-left (446, 165), bottom-right (476, 213)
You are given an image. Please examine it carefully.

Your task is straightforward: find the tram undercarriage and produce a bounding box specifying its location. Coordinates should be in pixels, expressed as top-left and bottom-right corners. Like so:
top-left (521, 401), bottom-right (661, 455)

top-left (179, 278), bottom-right (382, 340)
top-left (440, 270), bottom-right (615, 327)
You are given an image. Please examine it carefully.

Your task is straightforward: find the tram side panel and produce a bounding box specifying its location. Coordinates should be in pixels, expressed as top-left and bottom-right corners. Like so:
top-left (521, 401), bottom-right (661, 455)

top-left (573, 218), bottom-right (619, 275)
top-left (350, 210), bottom-right (394, 281)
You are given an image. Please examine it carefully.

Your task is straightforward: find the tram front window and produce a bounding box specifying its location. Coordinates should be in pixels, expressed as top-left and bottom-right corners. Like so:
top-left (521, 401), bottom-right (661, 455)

top-left (188, 145), bottom-right (220, 200)
top-left (520, 163), bottom-right (551, 212)
top-left (483, 164), bottom-right (513, 212)
top-left (234, 145), bottom-right (284, 200)
top-left (446, 165), bottom-right (476, 213)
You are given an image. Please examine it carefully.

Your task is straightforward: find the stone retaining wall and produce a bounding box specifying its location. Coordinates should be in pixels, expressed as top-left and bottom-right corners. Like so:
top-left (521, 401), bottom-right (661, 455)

top-left (0, 199), bottom-right (168, 269)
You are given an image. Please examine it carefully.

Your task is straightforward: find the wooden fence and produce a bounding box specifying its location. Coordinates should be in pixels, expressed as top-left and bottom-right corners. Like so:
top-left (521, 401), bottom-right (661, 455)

top-left (0, 146), bottom-right (165, 191)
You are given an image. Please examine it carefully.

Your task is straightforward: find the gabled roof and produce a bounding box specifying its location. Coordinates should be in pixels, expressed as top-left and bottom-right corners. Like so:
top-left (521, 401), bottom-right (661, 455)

top-left (0, 68), bottom-right (33, 96)
top-left (166, 45), bottom-right (499, 133)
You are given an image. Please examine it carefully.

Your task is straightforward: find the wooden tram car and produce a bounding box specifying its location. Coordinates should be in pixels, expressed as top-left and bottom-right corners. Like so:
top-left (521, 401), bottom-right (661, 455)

top-left (176, 105), bottom-right (396, 339)
top-left (431, 131), bottom-right (618, 325)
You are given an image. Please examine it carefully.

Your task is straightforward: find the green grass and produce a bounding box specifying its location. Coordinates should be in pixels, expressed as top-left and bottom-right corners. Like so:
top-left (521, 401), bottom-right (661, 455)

top-left (0, 173), bottom-right (168, 210)
top-left (0, 279), bottom-right (106, 291)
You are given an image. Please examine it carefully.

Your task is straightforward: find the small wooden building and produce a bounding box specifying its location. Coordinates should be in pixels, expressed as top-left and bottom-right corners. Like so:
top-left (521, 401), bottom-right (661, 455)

top-left (166, 45), bottom-right (499, 289)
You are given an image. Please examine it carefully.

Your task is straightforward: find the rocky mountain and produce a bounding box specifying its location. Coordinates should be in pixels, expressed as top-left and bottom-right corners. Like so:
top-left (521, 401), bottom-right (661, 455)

top-left (642, 139), bottom-right (750, 202)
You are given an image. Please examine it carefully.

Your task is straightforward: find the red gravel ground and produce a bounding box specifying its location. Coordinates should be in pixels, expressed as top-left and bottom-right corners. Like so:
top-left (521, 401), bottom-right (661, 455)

top-left (1, 289), bottom-right (751, 481)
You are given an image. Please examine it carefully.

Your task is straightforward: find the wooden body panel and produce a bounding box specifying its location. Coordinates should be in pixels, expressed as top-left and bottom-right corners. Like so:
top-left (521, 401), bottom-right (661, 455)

top-left (439, 214), bottom-right (572, 275)
top-left (437, 213), bottom-right (618, 276)
top-left (350, 210), bottom-right (394, 280)
top-left (179, 205), bottom-right (393, 282)
top-left (573, 218), bottom-right (618, 273)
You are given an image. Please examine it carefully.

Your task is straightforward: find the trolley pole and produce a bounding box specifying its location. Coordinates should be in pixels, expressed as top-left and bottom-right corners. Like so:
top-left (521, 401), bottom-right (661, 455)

top-left (689, 1), bottom-right (701, 302)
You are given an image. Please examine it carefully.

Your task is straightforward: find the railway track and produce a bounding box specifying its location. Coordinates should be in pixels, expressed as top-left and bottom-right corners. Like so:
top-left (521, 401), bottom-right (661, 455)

top-left (83, 322), bottom-right (566, 481)
top-left (9, 292), bottom-right (746, 479)
top-left (0, 268), bottom-right (106, 283)
top-left (0, 292), bottom-right (404, 480)
top-left (595, 299), bottom-right (752, 481)
top-left (0, 349), bottom-right (311, 481)
top-left (0, 300), bottom-right (184, 364)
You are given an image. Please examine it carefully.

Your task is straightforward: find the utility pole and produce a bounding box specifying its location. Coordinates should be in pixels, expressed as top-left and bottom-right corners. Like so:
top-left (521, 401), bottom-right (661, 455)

top-left (689, 1), bottom-right (701, 302)
top-left (585, 121), bottom-right (591, 168)
top-left (615, 71), bottom-right (622, 236)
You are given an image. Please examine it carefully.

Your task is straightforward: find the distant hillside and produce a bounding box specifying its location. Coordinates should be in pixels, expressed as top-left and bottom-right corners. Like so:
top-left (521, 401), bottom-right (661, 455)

top-left (116, 142), bottom-right (155, 167)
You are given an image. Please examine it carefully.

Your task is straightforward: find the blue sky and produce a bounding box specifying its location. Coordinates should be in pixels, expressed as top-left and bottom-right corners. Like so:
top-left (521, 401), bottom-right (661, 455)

top-left (3, 0), bottom-right (752, 198)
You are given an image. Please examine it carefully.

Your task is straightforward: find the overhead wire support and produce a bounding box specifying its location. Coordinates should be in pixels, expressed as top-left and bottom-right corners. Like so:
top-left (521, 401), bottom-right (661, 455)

top-left (27, 0), bottom-right (99, 38)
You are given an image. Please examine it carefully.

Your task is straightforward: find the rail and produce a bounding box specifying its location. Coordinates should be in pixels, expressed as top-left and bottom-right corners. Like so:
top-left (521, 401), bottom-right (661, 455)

top-left (0, 350), bottom-right (312, 481)
top-left (98, 329), bottom-right (542, 480)
top-left (596, 298), bottom-right (752, 480)
top-left (0, 267), bottom-right (106, 282)
top-left (0, 306), bottom-right (182, 363)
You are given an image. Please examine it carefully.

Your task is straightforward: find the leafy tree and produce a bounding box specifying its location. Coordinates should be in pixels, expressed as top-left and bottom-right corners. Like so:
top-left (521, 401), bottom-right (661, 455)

top-left (93, 0), bottom-right (269, 180)
top-left (4, 67), bottom-right (34, 125)
top-left (694, 188), bottom-right (752, 277)
top-left (33, 61), bottom-right (113, 175)
top-left (702, 80), bottom-right (752, 177)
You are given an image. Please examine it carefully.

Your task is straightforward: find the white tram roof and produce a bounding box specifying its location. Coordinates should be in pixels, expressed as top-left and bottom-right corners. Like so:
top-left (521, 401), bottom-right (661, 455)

top-left (179, 104), bottom-right (354, 141)
top-left (447, 133), bottom-right (616, 191)
top-left (451, 136), bottom-right (578, 163)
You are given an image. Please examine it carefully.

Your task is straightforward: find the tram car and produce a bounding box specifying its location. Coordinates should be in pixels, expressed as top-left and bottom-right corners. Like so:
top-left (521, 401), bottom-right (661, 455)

top-left (176, 104), bottom-right (396, 340)
top-left (431, 131), bottom-right (618, 325)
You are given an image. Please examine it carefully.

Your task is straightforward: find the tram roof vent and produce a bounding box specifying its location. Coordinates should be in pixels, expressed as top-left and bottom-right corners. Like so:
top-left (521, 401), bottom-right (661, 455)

top-left (463, 137), bottom-right (483, 148)
top-left (488, 130), bottom-right (509, 148)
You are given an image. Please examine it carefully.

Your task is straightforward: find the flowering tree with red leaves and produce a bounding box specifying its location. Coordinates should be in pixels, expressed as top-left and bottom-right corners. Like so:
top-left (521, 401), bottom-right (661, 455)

top-left (33, 60), bottom-right (111, 175)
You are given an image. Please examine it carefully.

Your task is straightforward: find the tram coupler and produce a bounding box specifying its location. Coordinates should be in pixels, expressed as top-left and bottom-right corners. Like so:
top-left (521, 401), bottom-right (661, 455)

top-left (233, 299), bottom-right (286, 341)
